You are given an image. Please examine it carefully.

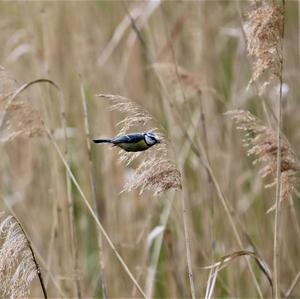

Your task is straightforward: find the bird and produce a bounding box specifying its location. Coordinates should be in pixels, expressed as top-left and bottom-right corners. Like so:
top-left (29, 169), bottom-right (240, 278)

top-left (93, 132), bottom-right (160, 152)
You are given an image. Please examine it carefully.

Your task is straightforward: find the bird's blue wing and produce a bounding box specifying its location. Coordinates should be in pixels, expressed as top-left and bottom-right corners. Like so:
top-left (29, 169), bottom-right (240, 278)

top-left (112, 133), bottom-right (145, 144)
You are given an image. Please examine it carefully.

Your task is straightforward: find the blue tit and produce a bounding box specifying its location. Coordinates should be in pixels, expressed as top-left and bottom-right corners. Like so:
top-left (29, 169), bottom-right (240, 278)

top-left (93, 132), bottom-right (160, 152)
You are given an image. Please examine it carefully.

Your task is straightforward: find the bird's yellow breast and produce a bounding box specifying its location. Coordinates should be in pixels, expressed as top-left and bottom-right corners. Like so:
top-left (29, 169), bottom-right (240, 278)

top-left (117, 139), bottom-right (149, 152)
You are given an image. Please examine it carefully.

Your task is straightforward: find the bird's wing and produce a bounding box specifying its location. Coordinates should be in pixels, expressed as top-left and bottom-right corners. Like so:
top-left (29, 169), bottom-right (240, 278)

top-left (112, 133), bottom-right (144, 144)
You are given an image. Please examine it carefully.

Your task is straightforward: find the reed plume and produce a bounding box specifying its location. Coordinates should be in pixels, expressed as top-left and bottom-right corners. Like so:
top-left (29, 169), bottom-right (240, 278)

top-left (226, 110), bottom-right (299, 206)
top-left (245, 0), bottom-right (284, 91)
top-left (96, 94), bottom-right (182, 194)
top-left (0, 214), bottom-right (37, 298)
top-left (0, 68), bottom-right (43, 143)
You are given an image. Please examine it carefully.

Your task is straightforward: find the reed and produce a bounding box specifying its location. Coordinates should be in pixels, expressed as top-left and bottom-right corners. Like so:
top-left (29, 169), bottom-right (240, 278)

top-left (1, 1), bottom-right (300, 298)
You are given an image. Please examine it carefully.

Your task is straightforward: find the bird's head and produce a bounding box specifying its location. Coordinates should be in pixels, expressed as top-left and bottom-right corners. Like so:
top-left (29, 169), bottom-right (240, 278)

top-left (144, 132), bottom-right (160, 146)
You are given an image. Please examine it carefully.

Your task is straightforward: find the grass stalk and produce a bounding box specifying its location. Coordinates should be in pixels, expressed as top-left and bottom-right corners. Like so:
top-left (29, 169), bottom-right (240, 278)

top-left (59, 87), bottom-right (82, 298)
top-left (181, 175), bottom-right (196, 299)
top-left (285, 270), bottom-right (300, 298)
top-left (80, 81), bottom-right (107, 299)
top-left (145, 191), bottom-right (176, 298)
top-left (274, 2), bottom-right (285, 298)
top-left (197, 92), bottom-right (215, 261)
top-left (44, 188), bottom-right (59, 288)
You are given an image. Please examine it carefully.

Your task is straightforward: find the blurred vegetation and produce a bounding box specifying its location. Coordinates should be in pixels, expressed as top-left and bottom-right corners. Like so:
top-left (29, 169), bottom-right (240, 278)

top-left (0, 1), bottom-right (300, 298)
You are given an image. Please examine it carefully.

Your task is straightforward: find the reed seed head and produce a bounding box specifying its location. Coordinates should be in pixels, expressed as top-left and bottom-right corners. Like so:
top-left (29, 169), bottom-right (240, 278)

top-left (0, 215), bottom-right (37, 298)
top-left (0, 69), bottom-right (44, 143)
top-left (227, 110), bottom-right (299, 205)
top-left (245, 0), bottom-right (284, 91)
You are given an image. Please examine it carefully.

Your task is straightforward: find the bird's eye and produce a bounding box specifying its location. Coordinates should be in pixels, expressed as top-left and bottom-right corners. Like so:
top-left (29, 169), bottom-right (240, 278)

top-left (147, 133), bottom-right (155, 138)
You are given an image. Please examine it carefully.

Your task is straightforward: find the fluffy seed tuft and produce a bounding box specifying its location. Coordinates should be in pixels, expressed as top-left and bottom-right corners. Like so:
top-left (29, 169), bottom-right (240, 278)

top-left (245, 0), bottom-right (284, 91)
top-left (226, 110), bottom-right (299, 205)
top-left (0, 214), bottom-right (37, 298)
top-left (0, 69), bottom-right (44, 143)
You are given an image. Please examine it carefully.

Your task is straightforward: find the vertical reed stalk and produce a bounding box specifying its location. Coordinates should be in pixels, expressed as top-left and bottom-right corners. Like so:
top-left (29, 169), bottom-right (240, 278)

top-left (273, 74), bottom-right (282, 299)
top-left (274, 3), bottom-right (285, 297)
top-left (45, 197), bottom-right (60, 291)
top-left (145, 192), bottom-right (176, 298)
top-left (80, 82), bottom-right (107, 299)
top-left (198, 92), bottom-right (215, 261)
top-left (181, 175), bottom-right (196, 299)
top-left (59, 90), bottom-right (82, 298)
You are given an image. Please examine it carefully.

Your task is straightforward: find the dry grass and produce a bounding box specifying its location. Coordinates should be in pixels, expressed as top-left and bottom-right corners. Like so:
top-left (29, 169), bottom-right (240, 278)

top-left (0, 1), bottom-right (300, 298)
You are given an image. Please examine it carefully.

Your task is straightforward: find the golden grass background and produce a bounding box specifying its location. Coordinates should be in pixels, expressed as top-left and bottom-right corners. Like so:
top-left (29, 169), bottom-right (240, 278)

top-left (0, 1), bottom-right (300, 298)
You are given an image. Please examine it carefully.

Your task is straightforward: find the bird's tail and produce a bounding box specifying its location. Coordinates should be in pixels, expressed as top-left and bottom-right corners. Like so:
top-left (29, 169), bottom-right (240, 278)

top-left (93, 138), bottom-right (112, 144)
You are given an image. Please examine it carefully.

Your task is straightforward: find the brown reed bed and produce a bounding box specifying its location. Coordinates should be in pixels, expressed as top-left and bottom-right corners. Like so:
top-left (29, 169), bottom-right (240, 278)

top-left (0, 1), bottom-right (300, 298)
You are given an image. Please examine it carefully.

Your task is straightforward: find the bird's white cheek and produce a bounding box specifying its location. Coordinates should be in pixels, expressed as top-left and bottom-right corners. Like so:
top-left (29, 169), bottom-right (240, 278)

top-left (145, 135), bottom-right (155, 145)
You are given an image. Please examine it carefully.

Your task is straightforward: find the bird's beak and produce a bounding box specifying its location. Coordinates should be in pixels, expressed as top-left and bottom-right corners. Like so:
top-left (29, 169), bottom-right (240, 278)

top-left (157, 139), bottom-right (161, 143)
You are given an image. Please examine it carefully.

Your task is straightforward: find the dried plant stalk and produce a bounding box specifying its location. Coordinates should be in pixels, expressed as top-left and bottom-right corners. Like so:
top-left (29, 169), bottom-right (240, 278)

top-left (204, 250), bottom-right (272, 299)
top-left (81, 84), bottom-right (107, 299)
top-left (97, 94), bottom-right (182, 194)
top-left (245, 0), bottom-right (284, 90)
top-left (226, 110), bottom-right (299, 206)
